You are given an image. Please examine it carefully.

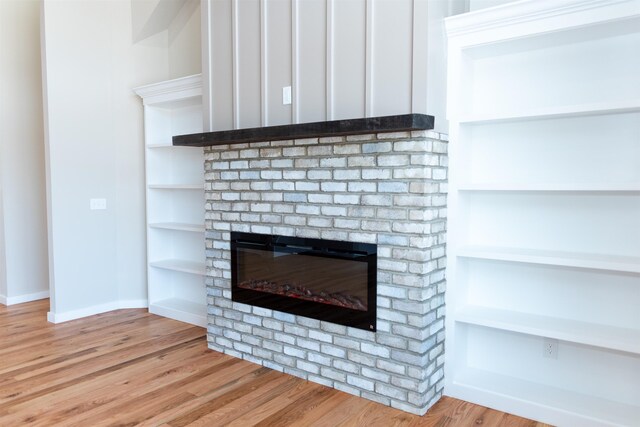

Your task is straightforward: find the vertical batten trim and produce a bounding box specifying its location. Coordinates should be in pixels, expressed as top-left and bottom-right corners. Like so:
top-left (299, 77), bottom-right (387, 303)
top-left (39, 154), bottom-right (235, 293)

top-left (260, 0), bottom-right (268, 126)
top-left (411, 0), bottom-right (417, 112)
top-left (365, 0), bottom-right (374, 117)
top-left (326, 0), bottom-right (334, 120)
top-left (231, 0), bottom-right (239, 129)
top-left (292, 0), bottom-right (299, 123)
top-left (201, 0), bottom-right (213, 130)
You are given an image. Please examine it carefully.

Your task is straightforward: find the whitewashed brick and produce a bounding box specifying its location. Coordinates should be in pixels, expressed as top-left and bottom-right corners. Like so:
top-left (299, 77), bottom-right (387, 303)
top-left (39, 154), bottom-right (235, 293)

top-left (348, 182), bottom-right (376, 192)
top-left (307, 170), bottom-right (332, 180)
top-left (362, 168), bottom-right (392, 180)
top-left (321, 182), bottom-right (347, 192)
top-left (271, 159), bottom-right (294, 168)
top-left (320, 157), bottom-right (347, 168)
top-left (260, 148), bottom-right (282, 157)
top-left (282, 170), bottom-right (307, 180)
top-left (333, 144), bottom-right (361, 155)
top-left (348, 156), bottom-right (376, 167)
top-left (362, 142), bottom-right (391, 153)
top-left (320, 206), bottom-right (348, 217)
top-left (261, 170), bottom-right (283, 180)
top-left (283, 146), bottom-right (306, 156)
top-left (295, 158), bottom-right (320, 168)
top-left (295, 181), bottom-right (320, 192)
top-left (334, 194), bottom-right (360, 205)
top-left (203, 130), bottom-right (448, 416)
top-left (249, 159), bottom-right (270, 168)
top-left (333, 170), bottom-right (361, 180)
top-left (378, 182), bottom-right (408, 193)
top-left (378, 155), bottom-right (410, 167)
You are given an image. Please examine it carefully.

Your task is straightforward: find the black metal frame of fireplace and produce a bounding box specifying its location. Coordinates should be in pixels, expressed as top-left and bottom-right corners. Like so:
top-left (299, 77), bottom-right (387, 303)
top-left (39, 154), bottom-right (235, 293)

top-left (230, 231), bottom-right (377, 331)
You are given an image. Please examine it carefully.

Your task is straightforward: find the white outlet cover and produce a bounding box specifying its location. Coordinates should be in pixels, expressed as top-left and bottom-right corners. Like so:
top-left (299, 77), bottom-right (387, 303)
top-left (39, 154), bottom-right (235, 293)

top-left (90, 198), bottom-right (107, 210)
top-left (282, 86), bottom-right (292, 105)
top-left (543, 338), bottom-right (559, 359)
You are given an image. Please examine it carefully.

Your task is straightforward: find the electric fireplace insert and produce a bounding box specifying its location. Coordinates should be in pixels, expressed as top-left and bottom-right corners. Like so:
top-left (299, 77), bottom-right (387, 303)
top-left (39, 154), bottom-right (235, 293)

top-left (231, 232), bottom-right (377, 331)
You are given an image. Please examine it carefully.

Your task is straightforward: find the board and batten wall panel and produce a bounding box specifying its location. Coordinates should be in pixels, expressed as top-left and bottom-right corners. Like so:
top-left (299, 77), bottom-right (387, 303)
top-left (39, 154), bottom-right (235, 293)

top-left (295, 0), bottom-right (327, 123)
top-left (265, 0), bottom-right (293, 126)
top-left (235, 0), bottom-right (262, 128)
top-left (332, 0), bottom-right (367, 121)
top-left (203, 0), bottom-right (448, 132)
top-left (370, 0), bottom-right (413, 116)
top-left (210, 0), bottom-right (233, 131)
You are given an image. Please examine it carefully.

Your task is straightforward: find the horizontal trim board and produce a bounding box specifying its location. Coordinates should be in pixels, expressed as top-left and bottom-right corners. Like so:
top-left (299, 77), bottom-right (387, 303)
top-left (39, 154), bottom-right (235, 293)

top-left (4, 290), bottom-right (50, 306)
top-left (47, 299), bottom-right (148, 324)
top-left (173, 114), bottom-right (434, 147)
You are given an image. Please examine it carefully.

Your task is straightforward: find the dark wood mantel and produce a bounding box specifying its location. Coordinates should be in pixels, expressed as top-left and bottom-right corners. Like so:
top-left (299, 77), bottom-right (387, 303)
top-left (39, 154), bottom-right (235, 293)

top-left (173, 114), bottom-right (434, 147)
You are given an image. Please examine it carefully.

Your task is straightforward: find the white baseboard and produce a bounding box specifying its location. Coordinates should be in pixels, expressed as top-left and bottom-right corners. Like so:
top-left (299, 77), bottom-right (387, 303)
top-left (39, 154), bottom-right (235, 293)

top-left (47, 299), bottom-right (148, 323)
top-left (0, 290), bottom-right (49, 306)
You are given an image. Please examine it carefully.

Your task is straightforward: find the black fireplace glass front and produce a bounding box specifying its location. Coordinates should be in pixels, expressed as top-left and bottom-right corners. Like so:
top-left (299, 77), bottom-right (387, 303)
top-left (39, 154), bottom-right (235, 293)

top-left (231, 232), bottom-right (377, 331)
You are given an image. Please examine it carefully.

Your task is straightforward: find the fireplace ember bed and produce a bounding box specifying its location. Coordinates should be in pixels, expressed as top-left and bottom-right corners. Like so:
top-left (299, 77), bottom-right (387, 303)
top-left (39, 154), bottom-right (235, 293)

top-left (231, 231), bottom-right (377, 331)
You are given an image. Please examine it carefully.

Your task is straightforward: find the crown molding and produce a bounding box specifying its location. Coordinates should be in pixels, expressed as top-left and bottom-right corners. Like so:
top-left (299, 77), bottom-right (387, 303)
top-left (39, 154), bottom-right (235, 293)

top-left (446, 0), bottom-right (639, 41)
top-left (133, 74), bottom-right (202, 105)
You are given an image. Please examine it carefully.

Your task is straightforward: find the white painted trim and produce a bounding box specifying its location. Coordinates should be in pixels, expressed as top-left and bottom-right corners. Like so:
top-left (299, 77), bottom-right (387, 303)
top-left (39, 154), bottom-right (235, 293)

top-left (260, 0), bottom-right (268, 126)
top-left (445, 0), bottom-right (639, 41)
top-left (133, 74), bottom-right (203, 105)
top-left (292, 0), bottom-right (299, 124)
top-left (47, 299), bottom-right (148, 324)
top-left (231, 0), bottom-right (239, 129)
top-left (364, 0), bottom-right (374, 117)
top-left (201, 0), bottom-right (213, 131)
top-left (326, 0), bottom-right (334, 120)
top-left (2, 290), bottom-right (49, 306)
top-left (410, 0), bottom-right (418, 112)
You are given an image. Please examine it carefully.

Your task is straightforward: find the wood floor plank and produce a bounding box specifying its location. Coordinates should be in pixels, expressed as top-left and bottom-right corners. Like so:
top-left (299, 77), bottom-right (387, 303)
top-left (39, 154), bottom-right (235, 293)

top-left (0, 300), bottom-right (544, 426)
top-left (3, 340), bottom-right (217, 426)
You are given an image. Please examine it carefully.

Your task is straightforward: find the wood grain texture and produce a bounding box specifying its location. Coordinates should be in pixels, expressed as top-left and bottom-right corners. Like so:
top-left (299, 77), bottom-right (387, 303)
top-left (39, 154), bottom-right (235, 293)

top-left (0, 299), bottom-right (550, 426)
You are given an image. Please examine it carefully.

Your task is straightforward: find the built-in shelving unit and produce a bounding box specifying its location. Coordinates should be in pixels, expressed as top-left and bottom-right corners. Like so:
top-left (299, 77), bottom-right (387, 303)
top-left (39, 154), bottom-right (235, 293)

top-left (134, 75), bottom-right (206, 327)
top-left (445, 1), bottom-right (640, 426)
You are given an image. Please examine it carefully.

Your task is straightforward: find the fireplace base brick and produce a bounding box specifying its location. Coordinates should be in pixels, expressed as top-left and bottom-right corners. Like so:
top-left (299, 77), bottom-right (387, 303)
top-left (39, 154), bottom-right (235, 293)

top-left (204, 130), bottom-right (447, 415)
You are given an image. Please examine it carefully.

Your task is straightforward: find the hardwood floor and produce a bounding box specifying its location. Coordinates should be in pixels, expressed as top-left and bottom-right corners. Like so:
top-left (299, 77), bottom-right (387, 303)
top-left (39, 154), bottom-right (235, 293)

top-left (0, 300), bottom-right (549, 426)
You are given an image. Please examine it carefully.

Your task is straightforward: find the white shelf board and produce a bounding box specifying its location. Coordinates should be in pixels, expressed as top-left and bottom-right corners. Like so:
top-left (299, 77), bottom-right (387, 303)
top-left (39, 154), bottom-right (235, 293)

top-left (458, 99), bottom-right (640, 125)
top-left (457, 183), bottom-right (640, 193)
top-left (457, 245), bottom-right (640, 274)
top-left (149, 297), bottom-right (206, 327)
top-left (148, 184), bottom-right (204, 190)
top-left (450, 368), bottom-right (640, 427)
top-left (149, 259), bottom-right (206, 275)
top-left (148, 222), bottom-right (205, 233)
top-left (456, 305), bottom-right (640, 355)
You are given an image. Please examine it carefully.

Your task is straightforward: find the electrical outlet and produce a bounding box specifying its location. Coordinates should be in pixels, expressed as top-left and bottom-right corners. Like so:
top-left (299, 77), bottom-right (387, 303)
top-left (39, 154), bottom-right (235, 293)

top-left (282, 86), bottom-right (292, 105)
top-left (543, 338), bottom-right (558, 359)
top-left (90, 198), bottom-right (107, 210)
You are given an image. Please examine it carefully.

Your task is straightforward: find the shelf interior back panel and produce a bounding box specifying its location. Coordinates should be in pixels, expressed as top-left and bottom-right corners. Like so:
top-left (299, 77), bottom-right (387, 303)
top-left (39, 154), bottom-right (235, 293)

top-left (458, 111), bottom-right (640, 187)
top-left (459, 258), bottom-right (640, 330)
top-left (461, 324), bottom-right (640, 409)
top-left (465, 29), bottom-right (640, 117)
top-left (147, 189), bottom-right (204, 225)
top-left (461, 192), bottom-right (640, 257)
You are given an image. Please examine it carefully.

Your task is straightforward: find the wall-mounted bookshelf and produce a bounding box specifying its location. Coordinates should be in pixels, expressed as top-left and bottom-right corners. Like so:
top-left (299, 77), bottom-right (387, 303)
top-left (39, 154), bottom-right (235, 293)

top-left (134, 75), bottom-right (206, 327)
top-left (445, 1), bottom-right (640, 426)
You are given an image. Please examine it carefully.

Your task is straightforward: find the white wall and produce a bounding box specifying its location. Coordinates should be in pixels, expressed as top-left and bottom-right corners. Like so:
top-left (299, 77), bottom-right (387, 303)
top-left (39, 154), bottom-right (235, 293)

top-left (41, 0), bottom-right (169, 321)
top-left (0, 0), bottom-right (49, 305)
top-left (169, 1), bottom-right (202, 79)
top-left (203, 0), bottom-right (454, 133)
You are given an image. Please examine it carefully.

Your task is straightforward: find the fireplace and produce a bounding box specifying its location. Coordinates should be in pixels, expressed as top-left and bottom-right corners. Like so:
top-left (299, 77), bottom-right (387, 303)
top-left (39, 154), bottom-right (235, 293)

top-left (231, 232), bottom-right (377, 331)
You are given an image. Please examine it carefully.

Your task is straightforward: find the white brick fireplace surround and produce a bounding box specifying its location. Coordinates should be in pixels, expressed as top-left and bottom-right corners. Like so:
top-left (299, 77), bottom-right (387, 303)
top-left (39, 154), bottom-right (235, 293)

top-left (198, 127), bottom-right (448, 415)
